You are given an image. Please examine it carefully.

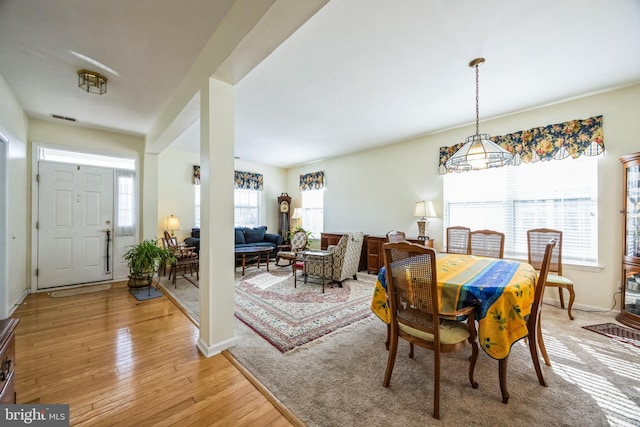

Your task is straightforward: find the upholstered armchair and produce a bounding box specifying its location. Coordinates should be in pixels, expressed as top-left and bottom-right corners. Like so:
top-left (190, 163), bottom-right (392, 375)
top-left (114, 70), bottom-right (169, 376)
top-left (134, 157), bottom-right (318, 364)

top-left (304, 232), bottom-right (364, 286)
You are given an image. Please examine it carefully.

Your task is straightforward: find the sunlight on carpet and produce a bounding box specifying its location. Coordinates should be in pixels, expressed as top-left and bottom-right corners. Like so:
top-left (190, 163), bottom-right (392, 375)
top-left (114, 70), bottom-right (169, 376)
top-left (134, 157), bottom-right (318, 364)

top-left (244, 271), bottom-right (289, 289)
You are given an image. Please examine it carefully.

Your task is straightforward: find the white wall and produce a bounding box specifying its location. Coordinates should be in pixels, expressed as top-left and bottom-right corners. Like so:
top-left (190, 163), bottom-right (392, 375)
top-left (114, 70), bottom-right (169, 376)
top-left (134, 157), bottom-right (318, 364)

top-left (0, 74), bottom-right (29, 317)
top-left (157, 150), bottom-right (286, 243)
top-left (286, 84), bottom-right (640, 311)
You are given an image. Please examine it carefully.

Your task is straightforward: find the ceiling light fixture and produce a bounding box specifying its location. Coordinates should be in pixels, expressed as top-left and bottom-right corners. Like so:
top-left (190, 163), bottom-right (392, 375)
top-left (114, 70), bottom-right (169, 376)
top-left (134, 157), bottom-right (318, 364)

top-left (78, 69), bottom-right (107, 95)
top-left (445, 58), bottom-right (512, 172)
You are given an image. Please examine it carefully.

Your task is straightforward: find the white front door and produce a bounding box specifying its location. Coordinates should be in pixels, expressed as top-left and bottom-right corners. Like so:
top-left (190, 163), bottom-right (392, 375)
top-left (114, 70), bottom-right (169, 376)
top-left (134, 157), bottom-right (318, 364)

top-left (37, 162), bottom-right (114, 289)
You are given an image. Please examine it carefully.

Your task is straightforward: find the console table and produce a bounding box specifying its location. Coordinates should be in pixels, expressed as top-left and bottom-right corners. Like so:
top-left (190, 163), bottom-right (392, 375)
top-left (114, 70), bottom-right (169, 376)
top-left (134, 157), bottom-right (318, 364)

top-left (0, 318), bottom-right (19, 404)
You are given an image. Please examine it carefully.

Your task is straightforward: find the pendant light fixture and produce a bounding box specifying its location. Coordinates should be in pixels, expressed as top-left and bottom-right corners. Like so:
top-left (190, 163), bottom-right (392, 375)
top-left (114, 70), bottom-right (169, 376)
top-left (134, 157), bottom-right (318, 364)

top-left (445, 58), bottom-right (513, 172)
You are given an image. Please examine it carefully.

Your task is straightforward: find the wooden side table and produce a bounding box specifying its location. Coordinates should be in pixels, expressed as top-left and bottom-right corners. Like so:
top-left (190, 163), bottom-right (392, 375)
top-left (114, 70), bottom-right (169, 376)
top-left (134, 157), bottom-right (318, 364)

top-left (0, 318), bottom-right (19, 404)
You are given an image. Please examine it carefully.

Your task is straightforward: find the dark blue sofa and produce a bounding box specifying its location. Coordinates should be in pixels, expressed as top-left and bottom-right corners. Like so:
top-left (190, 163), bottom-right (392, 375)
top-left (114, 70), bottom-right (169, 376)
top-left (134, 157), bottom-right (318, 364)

top-left (234, 226), bottom-right (283, 258)
top-left (184, 226), bottom-right (283, 258)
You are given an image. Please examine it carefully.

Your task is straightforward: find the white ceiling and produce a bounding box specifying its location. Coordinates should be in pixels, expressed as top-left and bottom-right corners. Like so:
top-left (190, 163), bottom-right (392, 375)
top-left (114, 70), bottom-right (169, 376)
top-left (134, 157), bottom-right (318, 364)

top-left (1, 0), bottom-right (640, 168)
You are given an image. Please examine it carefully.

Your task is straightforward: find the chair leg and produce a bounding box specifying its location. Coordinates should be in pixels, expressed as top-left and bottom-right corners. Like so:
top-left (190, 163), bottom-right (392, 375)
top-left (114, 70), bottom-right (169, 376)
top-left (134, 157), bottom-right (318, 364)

top-left (433, 350), bottom-right (440, 420)
top-left (382, 327), bottom-right (398, 387)
top-left (528, 326), bottom-right (547, 387)
top-left (409, 342), bottom-right (414, 359)
top-left (385, 323), bottom-right (390, 350)
top-left (537, 318), bottom-right (551, 366)
top-left (566, 284), bottom-right (575, 320)
top-left (558, 286), bottom-right (565, 309)
top-left (499, 358), bottom-right (510, 404)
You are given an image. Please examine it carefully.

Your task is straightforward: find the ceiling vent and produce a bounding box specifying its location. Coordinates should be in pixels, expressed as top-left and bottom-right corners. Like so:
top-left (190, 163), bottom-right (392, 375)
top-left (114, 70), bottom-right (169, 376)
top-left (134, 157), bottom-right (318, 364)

top-left (51, 114), bottom-right (77, 122)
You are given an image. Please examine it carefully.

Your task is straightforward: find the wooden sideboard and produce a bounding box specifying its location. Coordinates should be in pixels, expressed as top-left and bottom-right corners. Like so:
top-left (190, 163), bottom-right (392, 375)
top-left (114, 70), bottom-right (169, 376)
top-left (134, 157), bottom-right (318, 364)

top-left (0, 318), bottom-right (19, 404)
top-left (320, 232), bottom-right (434, 275)
top-left (366, 236), bottom-right (434, 274)
top-left (320, 232), bottom-right (368, 272)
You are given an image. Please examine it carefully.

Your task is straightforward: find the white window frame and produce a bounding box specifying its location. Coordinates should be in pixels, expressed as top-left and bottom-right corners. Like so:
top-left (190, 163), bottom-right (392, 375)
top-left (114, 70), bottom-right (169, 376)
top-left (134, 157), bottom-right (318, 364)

top-left (301, 189), bottom-right (324, 239)
top-left (443, 156), bottom-right (598, 266)
top-left (194, 184), bottom-right (201, 228)
top-left (234, 188), bottom-right (261, 227)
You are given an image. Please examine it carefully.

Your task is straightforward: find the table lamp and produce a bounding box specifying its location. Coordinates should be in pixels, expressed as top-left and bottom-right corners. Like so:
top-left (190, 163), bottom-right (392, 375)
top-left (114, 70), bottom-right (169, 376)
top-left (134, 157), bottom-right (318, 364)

top-left (291, 208), bottom-right (303, 229)
top-left (162, 215), bottom-right (182, 237)
top-left (413, 200), bottom-right (436, 240)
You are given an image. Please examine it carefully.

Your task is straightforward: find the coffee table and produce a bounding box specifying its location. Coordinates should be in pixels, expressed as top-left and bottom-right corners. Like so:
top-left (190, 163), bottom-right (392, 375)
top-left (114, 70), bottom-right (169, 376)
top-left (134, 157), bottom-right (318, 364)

top-left (235, 246), bottom-right (273, 275)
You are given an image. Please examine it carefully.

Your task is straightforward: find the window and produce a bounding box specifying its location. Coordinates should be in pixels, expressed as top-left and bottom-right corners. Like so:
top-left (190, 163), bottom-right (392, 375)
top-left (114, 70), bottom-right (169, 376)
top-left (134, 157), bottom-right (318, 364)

top-left (193, 187), bottom-right (261, 227)
top-left (115, 170), bottom-right (136, 236)
top-left (194, 185), bottom-right (200, 228)
top-left (443, 156), bottom-right (598, 265)
top-left (234, 189), bottom-right (261, 227)
top-left (302, 189), bottom-right (324, 238)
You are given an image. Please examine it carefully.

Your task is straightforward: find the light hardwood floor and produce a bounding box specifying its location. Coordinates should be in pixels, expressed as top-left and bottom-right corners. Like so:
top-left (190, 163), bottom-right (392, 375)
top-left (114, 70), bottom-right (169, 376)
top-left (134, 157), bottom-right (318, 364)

top-left (11, 281), bottom-right (302, 426)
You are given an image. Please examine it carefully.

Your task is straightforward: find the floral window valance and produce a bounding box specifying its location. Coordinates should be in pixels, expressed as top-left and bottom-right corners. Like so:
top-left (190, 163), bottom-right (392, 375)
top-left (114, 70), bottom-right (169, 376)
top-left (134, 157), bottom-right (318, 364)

top-left (438, 115), bottom-right (604, 174)
top-left (234, 170), bottom-right (263, 191)
top-left (300, 171), bottom-right (325, 191)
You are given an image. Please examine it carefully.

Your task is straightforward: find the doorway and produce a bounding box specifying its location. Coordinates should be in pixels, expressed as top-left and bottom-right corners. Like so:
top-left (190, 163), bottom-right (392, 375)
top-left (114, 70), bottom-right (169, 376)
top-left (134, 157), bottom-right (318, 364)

top-left (32, 146), bottom-right (137, 291)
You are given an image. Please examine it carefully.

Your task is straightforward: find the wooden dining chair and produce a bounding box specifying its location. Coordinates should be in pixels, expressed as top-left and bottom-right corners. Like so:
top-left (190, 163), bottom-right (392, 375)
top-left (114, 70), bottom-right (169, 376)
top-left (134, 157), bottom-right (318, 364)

top-left (499, 238), bottom-right (557, 403)
top-left (527, 228), bottom-right (575, 320)
top-left (163, 231), bottom-right (199, 287)
top-left (470, 229), bottom-right (505, 258)
top-left (446, 226), bottom-right (471, 254)
top-left (382, 241), bottom-right (479, 419)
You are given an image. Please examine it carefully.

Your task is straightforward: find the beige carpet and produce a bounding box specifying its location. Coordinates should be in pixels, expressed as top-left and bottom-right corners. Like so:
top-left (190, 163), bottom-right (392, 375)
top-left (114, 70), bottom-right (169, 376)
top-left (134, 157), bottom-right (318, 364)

top-left (228, 291), bottom-right (640, 426)
top-left (158, 267), bottom-right (640, 426)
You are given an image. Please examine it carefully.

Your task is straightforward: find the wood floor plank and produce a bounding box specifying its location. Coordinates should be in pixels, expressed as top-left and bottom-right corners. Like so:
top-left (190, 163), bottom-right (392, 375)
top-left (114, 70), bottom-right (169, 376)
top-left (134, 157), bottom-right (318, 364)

top-left (12, 281), bottom-right (295, 426)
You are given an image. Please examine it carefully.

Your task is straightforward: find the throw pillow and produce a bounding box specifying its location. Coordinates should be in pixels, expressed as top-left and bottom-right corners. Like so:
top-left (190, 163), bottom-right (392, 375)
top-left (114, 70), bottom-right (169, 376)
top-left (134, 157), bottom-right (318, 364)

top-left (244, 226), bottom-right (267, 243)
top-left (235, 227), bottom-right (246, 245)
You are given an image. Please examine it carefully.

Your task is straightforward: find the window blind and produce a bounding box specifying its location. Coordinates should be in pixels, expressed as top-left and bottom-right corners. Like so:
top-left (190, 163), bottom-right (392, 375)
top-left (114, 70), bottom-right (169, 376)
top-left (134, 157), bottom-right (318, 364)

top-left (443, 156), bottom-right (598, 265)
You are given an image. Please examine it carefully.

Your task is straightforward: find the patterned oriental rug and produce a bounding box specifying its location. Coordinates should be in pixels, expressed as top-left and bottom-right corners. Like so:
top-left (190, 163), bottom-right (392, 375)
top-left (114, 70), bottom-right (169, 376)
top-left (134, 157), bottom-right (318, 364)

top-left (582, 322), bottom-right (640, 348)
top-left (234, 268), bottom-right (377, 353)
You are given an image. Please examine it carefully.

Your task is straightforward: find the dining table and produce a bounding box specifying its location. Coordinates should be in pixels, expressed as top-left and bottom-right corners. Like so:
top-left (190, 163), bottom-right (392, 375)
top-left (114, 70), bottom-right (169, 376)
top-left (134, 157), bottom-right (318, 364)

top-left (371, 253), bottom-right (538, 403)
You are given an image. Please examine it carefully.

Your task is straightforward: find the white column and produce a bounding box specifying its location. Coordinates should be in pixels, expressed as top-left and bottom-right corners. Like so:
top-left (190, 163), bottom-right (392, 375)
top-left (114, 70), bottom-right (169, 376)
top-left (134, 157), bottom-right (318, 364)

top-left (141, 153), bottom-right (159, 240)
top-left (197, 77), bottom-right (236, 356)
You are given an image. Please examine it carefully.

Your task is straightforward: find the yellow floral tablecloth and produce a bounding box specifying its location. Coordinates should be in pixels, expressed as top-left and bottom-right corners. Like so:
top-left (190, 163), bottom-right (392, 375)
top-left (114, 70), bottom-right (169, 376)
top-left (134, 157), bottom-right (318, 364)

top-left (371, 254), bottom-right (538, 360)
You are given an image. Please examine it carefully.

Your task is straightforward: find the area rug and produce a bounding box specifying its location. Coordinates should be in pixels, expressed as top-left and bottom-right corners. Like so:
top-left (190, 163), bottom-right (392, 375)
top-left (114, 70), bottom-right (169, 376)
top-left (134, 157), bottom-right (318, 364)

top-left (130, 285), bottom-right (164, 301)
top-left (49, 283), bottom-right (111, 297)
top-left (582, 322), bottom-right (640, 348)
top-left (234, 268), bottom-right (376, 353)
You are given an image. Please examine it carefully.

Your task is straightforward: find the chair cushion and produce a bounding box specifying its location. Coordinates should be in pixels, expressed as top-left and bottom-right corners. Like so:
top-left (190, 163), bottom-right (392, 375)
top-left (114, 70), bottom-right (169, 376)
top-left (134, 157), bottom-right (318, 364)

top-left (546, 274), bottom-right (574, 286)
top-left (235, 227), bottom-right (246, 245)
top-left (398, 320), bottom-right (470, 345)
top-left (244, 226), bottom-right (267, 243)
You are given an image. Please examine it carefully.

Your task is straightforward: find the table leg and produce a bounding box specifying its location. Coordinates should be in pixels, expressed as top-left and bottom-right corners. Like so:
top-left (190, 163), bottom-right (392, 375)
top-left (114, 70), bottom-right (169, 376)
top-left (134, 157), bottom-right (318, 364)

top-left (499, 357), bottom-right (509, 404)
top-left (242, 254), bottom-right (246, 276)
top-left (321, 256), bottom-right (325, 293)
top-left (266, 252), bottom-right (270, 272)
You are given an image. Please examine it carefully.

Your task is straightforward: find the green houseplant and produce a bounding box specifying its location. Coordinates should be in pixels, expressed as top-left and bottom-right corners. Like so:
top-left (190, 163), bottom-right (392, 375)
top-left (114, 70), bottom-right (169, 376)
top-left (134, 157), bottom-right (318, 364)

top-left (123, 238), bottom-right (173, 288)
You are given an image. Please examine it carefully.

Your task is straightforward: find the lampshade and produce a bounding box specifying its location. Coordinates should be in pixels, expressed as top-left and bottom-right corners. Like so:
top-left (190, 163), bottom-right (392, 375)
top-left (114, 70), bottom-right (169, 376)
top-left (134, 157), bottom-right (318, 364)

top-left (413, 200), bottom-right (436, 219)
top-left (162, 215), bottom-right (181, 236)
top-left (291, 208), bottom-right (303, 219)
top-left (445, 58), bottom-right (512, 172)
top-left (78, 69), bottom-right (108, 95)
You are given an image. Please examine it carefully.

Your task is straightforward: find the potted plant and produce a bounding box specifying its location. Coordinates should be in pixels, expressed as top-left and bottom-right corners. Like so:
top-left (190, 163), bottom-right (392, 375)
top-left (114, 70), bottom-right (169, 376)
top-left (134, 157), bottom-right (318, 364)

top-left (123, 238), bottom-right (173, 288)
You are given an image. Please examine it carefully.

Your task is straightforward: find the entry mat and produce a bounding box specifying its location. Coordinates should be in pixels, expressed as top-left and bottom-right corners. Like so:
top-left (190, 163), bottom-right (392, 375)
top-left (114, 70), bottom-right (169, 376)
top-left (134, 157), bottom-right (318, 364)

top-left (582, 323), bottom-right (640, 348)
